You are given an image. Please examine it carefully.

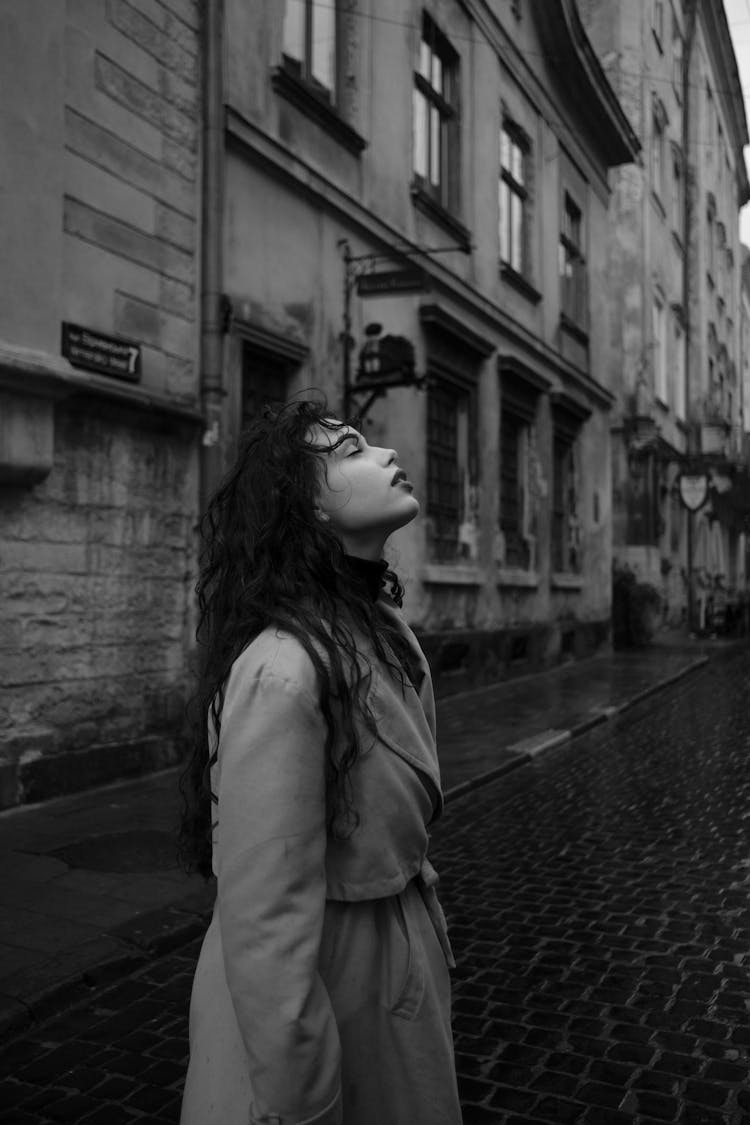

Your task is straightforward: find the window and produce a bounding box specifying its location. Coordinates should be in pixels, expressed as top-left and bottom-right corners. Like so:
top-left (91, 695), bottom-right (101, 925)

top-left (499, 122), bottom-right (529, 276)
top-left (559, 192), bottom-right (586, 328)
top-left (241, 345), bottom-right (289, 431)
top-left (706, 83), bottom-right (716, 162)
top-left (282, 0), bottom-right (336, 101)
top-left (653, 296), bottom-right (668, 404)
top-left (672, 21), bottom-right (683, 100)
top-left (426, 378), bottom-right (470, 562)
top-left (706, 206), bottom-right (715, 279)
top-left (671, 144), bottom-right (683, 233)
top-left (651, 98), bottom-right (667, 200)
top-left (652, 0), bottom-right (664, 49)
top-left (551, 433), bottom-right (580, 574)
top-left (674, 320), bottom-right (686, 421)
top-left (500, 411), bottom-right (535, 569)
top-left (413, 13), bottom-right (459, 212)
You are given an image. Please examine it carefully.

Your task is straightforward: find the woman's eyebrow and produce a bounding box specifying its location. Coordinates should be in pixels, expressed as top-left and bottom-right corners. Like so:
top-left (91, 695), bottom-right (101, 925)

top-left (334, 433), bottom-right (361, 453)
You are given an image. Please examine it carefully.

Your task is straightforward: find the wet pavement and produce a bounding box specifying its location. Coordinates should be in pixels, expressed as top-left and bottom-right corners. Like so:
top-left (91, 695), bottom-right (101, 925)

top-left (2, 640), bottom-right (749, 1123)
top-left (0, 641), bottom-right (709, 1044)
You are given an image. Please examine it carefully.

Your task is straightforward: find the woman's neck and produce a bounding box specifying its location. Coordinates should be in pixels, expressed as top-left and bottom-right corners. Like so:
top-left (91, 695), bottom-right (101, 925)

top-left (344, 554), bottom-right (388, 603)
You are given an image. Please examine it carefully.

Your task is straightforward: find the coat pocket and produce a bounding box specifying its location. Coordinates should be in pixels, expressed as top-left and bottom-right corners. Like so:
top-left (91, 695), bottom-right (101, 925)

top-left (385, 888), bottom-right (426, 1021)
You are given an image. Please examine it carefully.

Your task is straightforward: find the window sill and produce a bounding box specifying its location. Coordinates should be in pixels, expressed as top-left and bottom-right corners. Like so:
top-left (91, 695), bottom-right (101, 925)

top-left (671, 230), bottom-right (684, 255)
top-left (551, 572), bottom-right (583, 590)
top-left (496, 567), bottom-right (539, 589)
top-left (270, 66), bottom-right (367, 156)
top-left (422, 563), bottom-right (485, 586)
top-left (500, 262), bottom-right (542, 305)
top-left (410, 181), bottom-right (472, 252)
top-left (560, 313), bottom-right (589, 347)
top-left (650, 190), bottom-right (666, 220)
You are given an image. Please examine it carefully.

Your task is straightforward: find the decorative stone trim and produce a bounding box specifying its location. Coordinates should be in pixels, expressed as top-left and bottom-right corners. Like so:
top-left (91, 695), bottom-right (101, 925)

top-left (496, 567), bottom-right (540, 589)
top-left (551, 572), bottom-right (584, 590)
top-left (560, 313), bottom-right (589, 348)
top-left (500, 262), bottom-right (542, 305)
top-left (422, 563), bottom-right (486, 586)
top-left (270, 66), bottom-right (367, 156)
top-left (410, 182), bottom-right (472, 252)
top-left (0, 341), bottom-right (203, 424)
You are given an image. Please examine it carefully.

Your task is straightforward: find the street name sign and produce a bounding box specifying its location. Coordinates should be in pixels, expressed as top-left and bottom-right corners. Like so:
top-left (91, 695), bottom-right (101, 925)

top-left (356, 268), bottom-right (426, 296)
top-left (62, 322), bottom-right (141, 382)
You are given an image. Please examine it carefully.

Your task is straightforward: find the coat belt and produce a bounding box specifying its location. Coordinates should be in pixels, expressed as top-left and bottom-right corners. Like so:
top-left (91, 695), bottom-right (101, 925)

top-left (415, 857), bottom-right (456, 969)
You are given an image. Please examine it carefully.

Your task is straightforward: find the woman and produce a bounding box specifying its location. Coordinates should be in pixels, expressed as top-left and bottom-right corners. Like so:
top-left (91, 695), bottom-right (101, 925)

top-left (179, 398), bottom-right (462, 1125)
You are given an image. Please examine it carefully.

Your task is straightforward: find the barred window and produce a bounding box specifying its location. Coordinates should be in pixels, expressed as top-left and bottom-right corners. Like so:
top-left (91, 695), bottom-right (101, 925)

top-left (427, 380), bottom-right (469, 562)
top-left (500, 410), bottom-right (530, 568)
top-left (551, 432), bottom-right (580, 574)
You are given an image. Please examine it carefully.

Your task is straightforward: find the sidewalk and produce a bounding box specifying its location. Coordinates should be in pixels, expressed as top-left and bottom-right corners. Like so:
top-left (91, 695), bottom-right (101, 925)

top-left (0, 637), bottom-right (728, 1042)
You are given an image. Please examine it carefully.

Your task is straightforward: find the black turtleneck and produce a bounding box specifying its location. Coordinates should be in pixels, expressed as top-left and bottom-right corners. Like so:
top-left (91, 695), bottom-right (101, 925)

top-left (345, 555), bottom-right (388, 603)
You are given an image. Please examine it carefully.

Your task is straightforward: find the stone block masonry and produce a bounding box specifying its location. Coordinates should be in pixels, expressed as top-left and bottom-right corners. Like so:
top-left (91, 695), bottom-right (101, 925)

top-left (0, 0), bottom-right (201, 807)
top-left (0, 401), bottom-right (199, 809)
top-left (63, 0), bottom-right (200, 385)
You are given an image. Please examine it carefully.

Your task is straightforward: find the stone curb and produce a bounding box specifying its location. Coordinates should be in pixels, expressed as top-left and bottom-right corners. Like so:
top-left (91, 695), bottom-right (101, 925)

top-left (0, 654), bottom-right (711, 1047)
top-left (443, 655), bottom-right (709, 805)
top-left (0, 902), bottom-right (212, 1045)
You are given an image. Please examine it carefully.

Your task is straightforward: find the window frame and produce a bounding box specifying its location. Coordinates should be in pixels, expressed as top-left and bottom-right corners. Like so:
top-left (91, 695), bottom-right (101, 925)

top-left (551, 431), bottom-right (580, 576)
top-left (672, 18), bottom-right (683, 102)
top-left (425, 373), bottom-right (475, 564)
top-left (652, 0), bottom-right (664, 51)
top-left (559, 191), bottom-right (587, 331)
top-left (412, 12), bottom-right (460, 214)
top-left (281, 0), bottom-right (338, 105)
top-left (651, 97), bottom-right (667, 202)
top-left (498, 119), bottom-right (531, 279)
top-left (652, 294), bottom-right (668, 406)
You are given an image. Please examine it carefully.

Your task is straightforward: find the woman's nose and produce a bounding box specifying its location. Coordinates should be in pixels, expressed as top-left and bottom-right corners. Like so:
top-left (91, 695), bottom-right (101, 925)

top-left (385, 448), bottom-right (398, 465)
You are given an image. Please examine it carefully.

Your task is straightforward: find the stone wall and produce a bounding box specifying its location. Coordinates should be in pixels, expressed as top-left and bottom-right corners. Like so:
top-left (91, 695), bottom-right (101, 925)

top-left (0, 0), bottom-right (202, 808)
top-left (0, 403), bottom-right (198, 807)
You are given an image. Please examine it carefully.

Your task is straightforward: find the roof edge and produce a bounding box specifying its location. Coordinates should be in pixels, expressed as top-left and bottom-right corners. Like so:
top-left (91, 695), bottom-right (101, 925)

top-left (529, 0), bottom-right (640, 167)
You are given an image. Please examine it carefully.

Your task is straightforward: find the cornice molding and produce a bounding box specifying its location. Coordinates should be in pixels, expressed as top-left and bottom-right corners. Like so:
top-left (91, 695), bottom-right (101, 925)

top-left (528, 0), bottom-right (640, 167)
top-left (0, 342), bottom-right (203, 424)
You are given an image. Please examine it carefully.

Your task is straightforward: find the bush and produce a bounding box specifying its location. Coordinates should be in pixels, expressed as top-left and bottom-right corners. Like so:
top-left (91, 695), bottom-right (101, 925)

top-left (612, 562), bottom-right (662, 648)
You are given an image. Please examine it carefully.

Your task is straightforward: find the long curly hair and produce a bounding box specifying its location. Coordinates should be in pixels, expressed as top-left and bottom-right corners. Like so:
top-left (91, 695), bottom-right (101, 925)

top-left (178, 396), bottom-right (413, 878)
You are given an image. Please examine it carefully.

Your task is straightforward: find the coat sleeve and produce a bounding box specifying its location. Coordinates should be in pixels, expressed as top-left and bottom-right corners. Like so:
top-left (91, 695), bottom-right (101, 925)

top-left (214, 651), bottom-right (342, 1125)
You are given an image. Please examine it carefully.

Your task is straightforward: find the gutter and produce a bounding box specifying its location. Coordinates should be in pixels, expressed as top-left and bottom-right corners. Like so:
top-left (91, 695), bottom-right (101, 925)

top-left (199, 0), bottom-right (226, 515)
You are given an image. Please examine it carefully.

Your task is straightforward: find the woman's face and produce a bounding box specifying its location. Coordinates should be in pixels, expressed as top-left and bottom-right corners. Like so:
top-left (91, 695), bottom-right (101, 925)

top-left (311, 421), bottom-right (419, 559)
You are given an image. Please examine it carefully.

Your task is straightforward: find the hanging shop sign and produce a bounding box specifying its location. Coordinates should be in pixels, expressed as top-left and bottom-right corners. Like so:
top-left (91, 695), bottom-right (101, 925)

top-left (356, 268), bottom-right (426, 296)
top-left (678, 472), bottom-right (709, 512)
top-left (62, 322), bottom-right (141, 383)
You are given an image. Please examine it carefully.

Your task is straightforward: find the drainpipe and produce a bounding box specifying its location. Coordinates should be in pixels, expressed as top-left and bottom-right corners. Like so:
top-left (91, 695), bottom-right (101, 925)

top-left (682, 0), bottom-right (699, 632)
top-left (199, 0), bottom-right (225, 516)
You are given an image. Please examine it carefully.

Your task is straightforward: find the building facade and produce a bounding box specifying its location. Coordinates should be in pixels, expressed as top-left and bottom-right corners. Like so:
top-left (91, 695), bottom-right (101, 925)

top-left (214, 0), bottom-right (638, 692)
top-left (0, 1), bottom-right (202, 808)
top-left (582, 0), bottom-right (750, 628)
top-left (0, 0), bottom-right (640, 809)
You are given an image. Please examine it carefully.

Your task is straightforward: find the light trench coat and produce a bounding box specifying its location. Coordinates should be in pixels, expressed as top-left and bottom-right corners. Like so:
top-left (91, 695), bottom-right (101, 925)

top-left (180, 598), bottom-right (462, 1125)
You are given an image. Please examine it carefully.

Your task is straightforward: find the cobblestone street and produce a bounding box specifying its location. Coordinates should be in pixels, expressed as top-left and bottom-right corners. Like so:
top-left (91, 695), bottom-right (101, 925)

top-left (2, 647), bottom-right (750, 1124)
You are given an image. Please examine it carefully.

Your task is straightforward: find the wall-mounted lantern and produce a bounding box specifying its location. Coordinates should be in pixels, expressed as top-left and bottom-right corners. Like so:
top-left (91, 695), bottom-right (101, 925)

top-left (338, 238), bottom-right (469, 423)
top-left (346, 322), bottom-right (425, 419)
